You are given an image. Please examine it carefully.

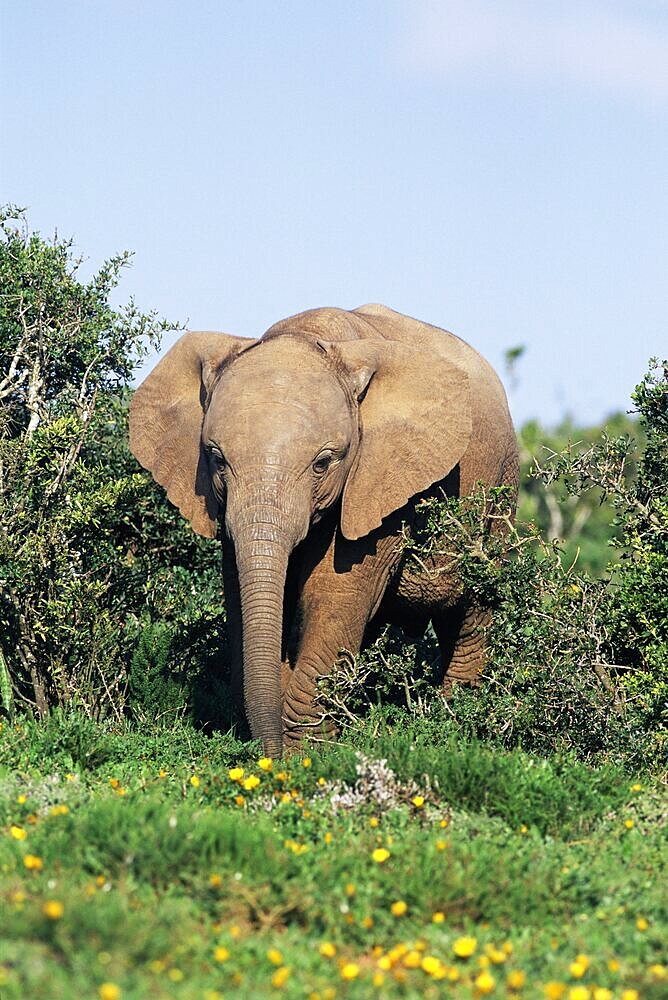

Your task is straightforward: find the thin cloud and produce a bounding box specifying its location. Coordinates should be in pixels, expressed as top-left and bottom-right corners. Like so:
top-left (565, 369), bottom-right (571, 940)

top-left (398, 1), bottom-right (668, 106)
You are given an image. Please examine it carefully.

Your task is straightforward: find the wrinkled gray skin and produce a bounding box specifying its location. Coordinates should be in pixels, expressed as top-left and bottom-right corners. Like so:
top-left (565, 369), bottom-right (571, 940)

top-left (130, 304), bottom-right (518, 757)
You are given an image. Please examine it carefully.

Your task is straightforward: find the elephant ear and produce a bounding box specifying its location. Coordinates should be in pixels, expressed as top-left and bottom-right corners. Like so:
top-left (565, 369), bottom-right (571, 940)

top-left (129, 331), bottom-right (255, 537)
top-left (327, 339), bottom-right (472, 540)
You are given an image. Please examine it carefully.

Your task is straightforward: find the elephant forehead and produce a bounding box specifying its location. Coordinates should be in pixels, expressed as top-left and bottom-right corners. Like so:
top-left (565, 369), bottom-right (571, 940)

top-left (215, 342), bottom-right (347, 412)
top-left (206, 357), bottom-right (352, 452)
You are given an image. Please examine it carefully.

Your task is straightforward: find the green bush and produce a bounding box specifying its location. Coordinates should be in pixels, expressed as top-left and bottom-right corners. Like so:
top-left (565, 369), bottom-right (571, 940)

top-left (0, 207), bottom-right (224, 721)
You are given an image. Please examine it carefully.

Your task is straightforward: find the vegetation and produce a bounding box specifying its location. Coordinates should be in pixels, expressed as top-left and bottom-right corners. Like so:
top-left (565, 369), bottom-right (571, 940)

top-left (0, 206), bottom-right (226, 726)
top-left (1, 209), bottom-right (666, 998)
top-left (1, 716), bottom-right (666, 999)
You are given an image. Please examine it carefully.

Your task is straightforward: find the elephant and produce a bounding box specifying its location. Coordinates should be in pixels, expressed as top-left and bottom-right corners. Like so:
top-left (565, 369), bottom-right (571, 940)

top-left (129, 303), bottom-right (518, 757)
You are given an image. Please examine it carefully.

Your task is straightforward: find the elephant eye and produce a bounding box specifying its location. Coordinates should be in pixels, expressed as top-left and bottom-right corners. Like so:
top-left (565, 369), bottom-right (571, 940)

top-left (206, 444), bottom-right (226, 467)
top-left (313, 451), bottom-right (334, 475)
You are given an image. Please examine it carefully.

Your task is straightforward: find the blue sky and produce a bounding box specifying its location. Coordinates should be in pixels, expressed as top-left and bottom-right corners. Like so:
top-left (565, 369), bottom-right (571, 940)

top-left (2, 1), bottom-right (667, 426)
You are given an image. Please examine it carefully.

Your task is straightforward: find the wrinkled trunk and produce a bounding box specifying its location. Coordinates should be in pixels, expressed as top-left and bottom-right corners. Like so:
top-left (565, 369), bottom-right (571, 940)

top-left (234, 520), bottom-right (291, 758)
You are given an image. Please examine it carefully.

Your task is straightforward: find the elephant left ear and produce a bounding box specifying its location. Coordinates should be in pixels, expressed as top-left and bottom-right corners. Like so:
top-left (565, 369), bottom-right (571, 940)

top-left (327, 339), bottom-right (472, 540)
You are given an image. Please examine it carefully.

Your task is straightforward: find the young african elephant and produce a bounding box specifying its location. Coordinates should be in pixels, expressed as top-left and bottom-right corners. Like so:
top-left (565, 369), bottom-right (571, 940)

top-left (129, 304), bottom-right (518, 757)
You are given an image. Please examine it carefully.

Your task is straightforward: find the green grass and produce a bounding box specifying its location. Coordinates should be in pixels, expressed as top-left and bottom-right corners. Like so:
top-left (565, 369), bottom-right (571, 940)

top-left (0, 715), bottom-right (666, 999)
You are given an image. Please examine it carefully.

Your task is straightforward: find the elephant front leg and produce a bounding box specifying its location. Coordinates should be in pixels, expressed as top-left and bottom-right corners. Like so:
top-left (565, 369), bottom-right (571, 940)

top-left (282, 606), bottom-right (367, 747)
top-left (433, 601), bottom-right (490, 695)
top-left (281, 524), bottom-right (402, 749)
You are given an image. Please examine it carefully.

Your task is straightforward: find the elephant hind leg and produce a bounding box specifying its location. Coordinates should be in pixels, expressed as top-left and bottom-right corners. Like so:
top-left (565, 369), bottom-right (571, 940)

top-left (432, 602), bottom-right (490, 696)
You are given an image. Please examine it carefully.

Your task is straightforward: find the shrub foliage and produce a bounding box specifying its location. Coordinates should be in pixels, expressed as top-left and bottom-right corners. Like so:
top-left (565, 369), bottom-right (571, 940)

top-left (0, 207), bottom-right (224, 721)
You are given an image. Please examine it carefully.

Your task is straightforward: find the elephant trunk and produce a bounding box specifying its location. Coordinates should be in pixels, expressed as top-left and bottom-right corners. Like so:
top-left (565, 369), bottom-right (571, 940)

top-left (234, 516), bottom-right (292, 759)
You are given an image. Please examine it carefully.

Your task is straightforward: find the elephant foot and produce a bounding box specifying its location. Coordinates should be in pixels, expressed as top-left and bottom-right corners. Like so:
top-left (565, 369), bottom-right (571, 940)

top-left (282, 711), bottom-right (338, 751)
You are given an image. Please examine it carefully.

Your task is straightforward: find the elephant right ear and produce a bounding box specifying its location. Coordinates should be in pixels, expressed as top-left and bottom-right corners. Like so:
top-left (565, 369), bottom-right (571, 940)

top-left (129, 331), bottom-right (255, 537)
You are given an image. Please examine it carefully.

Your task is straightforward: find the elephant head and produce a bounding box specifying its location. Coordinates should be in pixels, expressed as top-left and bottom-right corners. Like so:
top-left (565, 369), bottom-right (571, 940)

top-left (129, 309), bottom-right (472, 756)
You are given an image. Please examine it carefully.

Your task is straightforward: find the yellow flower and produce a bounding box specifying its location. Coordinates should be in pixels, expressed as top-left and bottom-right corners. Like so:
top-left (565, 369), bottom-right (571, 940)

top-left (543, 983), bottom-right (566, 1000)
top-left (624, 819), bottom-right (634, 829)
top-left (49, 804), bottom-right (70, 816)
top-left (453, 936), bottom-right (477, 958)
top-left (636, 916), bottom-right (648, 931)
top-left (23, 854), bottom-right (43, 870)
top-left (258, 757), bottom-right (273, 771)
top-left (267, 949), bottom-right (283, 966)
top-left (17, 793), bottom-right (27, 804)
top-left (319, 941), bottom-right (336, 958)
top-left (369, 816), bottom-right (379, 827)
top-left (439, 818), bottom-right (449, 828)
top-left (272, 966), bottom-right (290, 987)
top-left (361, 915), bottom-right (374, 929)
top-left (228, 767), bottom-right (244, 781)
top-left (243, 775), bottom-right (260, 791)
top-left (630, 783), bottom-right (642, 792)
top-left (377, 955), bottom-right (392, 971)
top-left (340, 963), bottom-right (359, 980)
top-left (42, 900), bottom-right (64, 919)
top-left (569, 962), bottom-right (587, 979)
top-left (168, 970), bottom-right (183, 982)
top-left (432, 911), bottom-right (445, 923)
top-left (422, 955), bottom-right (443, 976)
top-left (302, 757), bottom-right (312, 768)
top-left (288, 840), bottom-right (308, 855)
top-left (209, 873), bottom-right (222, 887)
top-left (476, 970), bottom-right (496, 994)
top-left (10, 825), bottom-right (26, 840)
top-left (621, 991), bottom-right (639, 1000)
top-left (323, 832), bottom-right (333, 844)
top-left (158, 769), bottom-right (167, 778)
top-left (372, 848), bottom-right (390, 863)
top-left (99, 985), bottom-right (121, 1000)
top-left (412, 795), bottom-right (425, 808)
top-left (568, 989), bottom-right (590, 1000)
top-left (189, 775), bottom-right (200, 787)
top-left (234, 795), bottom-right (245, 807)
top-left (372, 971), bottom-right (385, 987)
top-left (593, 989), bottom-right (613, 1000)
top-left (109, 778), bottom-right (120, 788)
top-left (507, 970), bottom-right (526, 990)
top-left (649, 964), bottom-right (667, 980)
top-left (485, 945), bottom-right (507, 964)
top-left (390, 899), bottom-right (407, 916)
top-left (214, 946), bottom-right (230, 963)
top-left (345, 882), bottom-right (356, 896)
top-left (436, 839), bottom-right (447, 850)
